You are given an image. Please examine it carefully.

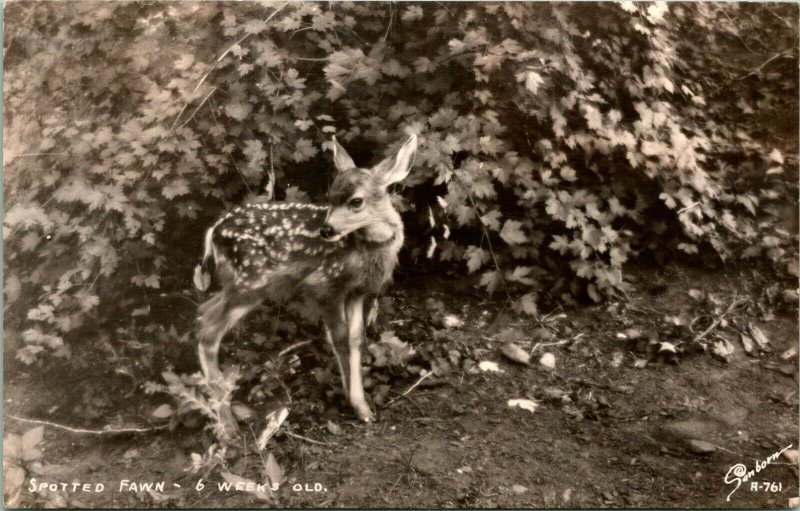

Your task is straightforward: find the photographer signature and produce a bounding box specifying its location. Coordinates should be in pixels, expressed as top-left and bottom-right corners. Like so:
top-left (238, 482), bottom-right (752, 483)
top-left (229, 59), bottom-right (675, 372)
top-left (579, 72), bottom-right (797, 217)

top-left (724, 444), bottom-right (792, 501)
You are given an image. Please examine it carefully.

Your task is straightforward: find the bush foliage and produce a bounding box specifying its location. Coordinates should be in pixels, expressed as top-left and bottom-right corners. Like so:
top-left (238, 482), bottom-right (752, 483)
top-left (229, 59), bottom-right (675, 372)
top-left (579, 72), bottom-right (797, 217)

top-left (4, 2), bottom-right (798, 363)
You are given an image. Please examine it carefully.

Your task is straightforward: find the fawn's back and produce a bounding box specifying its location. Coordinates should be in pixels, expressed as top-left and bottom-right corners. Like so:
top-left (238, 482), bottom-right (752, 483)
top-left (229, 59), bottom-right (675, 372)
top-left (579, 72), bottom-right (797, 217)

top-left (208, 199), bottom-right (403, 304)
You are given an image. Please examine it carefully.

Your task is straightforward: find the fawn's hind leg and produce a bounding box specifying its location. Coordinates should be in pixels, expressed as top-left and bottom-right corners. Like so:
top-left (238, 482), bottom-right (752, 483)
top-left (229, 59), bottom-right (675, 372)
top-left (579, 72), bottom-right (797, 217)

top-left (197, 289), bottom-right (259, 437)
top-left (197, 290), bottom-right (259, 381)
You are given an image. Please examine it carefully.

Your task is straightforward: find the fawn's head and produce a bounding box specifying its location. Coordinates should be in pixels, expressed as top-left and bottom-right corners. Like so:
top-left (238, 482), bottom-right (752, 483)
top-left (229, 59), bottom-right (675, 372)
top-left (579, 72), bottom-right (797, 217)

top-left (320, 134), bottom-right (417, 243)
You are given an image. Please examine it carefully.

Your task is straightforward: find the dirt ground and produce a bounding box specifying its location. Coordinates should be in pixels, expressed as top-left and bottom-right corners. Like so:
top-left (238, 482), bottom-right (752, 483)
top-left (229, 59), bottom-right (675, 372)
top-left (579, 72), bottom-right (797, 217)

top-left (4, 264), bottom-right (798, 509)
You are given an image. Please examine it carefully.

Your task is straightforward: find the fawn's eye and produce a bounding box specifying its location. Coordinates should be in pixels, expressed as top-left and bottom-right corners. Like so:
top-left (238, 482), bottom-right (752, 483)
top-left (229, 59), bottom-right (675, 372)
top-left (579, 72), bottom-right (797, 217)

top-left (349, 197), bottom-right (363, 208)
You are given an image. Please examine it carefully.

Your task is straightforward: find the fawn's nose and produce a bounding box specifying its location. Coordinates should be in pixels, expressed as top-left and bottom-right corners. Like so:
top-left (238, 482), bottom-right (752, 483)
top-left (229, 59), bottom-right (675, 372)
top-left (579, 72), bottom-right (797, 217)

top-left (319, 224), bottom-right (335, 239)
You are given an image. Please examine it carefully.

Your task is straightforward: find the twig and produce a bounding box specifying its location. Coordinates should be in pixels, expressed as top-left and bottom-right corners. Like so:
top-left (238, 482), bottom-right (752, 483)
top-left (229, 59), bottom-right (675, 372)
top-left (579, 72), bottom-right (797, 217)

top-left (737, 49), bottom-right (794, 80)
top-left (529, 339), bottom-right (569, 356)
top-left (167, 2), bottom-right (289, 136)
top-left (175, 87), bottom-right (219, 132)
top-left (387, 371), bottom-right (433, 405)
top-left (677, 201), bottom-right (701, 214)
top-left (283, 430), bottom-right (336, 446)
top-left (277, 340), bottom-right (312, 358)
top-left (7, 153), bottom-right (71, 159)
top-left (451, 170), bottom-right (502, 274)
top-left (692, 297), bottom-right (748, 343)
top-left (6, 414), bottom-right (168, 435)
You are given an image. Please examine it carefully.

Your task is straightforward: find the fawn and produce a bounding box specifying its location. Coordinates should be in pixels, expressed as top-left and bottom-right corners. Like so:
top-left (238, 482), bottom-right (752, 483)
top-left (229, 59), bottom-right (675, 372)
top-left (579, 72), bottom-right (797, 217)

top-left (197, 134), bottom-right (417, 433)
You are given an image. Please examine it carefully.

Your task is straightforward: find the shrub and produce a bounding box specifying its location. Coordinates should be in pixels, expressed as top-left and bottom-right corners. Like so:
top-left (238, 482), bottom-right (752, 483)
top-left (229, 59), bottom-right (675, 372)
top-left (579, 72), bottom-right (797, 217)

top-left (4, 2), bottom-right (797, 362)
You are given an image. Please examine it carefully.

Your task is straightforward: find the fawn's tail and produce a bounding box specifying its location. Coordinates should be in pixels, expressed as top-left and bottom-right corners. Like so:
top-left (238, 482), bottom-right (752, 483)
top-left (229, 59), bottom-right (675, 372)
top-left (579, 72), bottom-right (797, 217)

top-left (202, 225), bottom-right (217, 274)
top-left (202, 217), bottom-right (227, 273)
top-left (194, 219), bottom-right (223, 292)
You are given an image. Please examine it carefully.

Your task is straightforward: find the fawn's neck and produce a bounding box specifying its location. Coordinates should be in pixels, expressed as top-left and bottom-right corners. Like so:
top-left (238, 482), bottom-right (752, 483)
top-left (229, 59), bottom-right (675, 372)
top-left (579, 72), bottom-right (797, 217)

top-left (356, 206), bottom-right (403, 248)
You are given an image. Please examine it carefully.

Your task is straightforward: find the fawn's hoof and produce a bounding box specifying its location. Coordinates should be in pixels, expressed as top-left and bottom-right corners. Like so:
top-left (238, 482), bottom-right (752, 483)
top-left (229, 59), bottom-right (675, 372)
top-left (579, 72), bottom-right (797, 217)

top-left (354, 402), bottom-right (375, 423)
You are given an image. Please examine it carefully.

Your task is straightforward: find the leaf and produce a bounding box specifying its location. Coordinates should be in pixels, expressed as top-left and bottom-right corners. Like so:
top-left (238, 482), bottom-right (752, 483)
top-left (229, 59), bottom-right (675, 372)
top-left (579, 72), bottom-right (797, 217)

top-left (479, 270), bottom-right (502, 295)
top-left (401, 5), bottom-right (423, 22)
top-left (464, 246), bottom-right (489, 273)
top-left (225, 100), bottom-right (252, 121)
top-left (264, 452), bottom-right (283, 486)
top-left (747, 323), bottom-right (770, 349)
top-left (144, 274), bottom-right (161, 289)
top-left (22, 426), bottom-right (44, 450)
top-left (367, 331), bottom-right (416, 367)
top-left (152, 404), bottom-right (173, 419)
top-left (524, 71), bottom-right (544, 94)
top-left (507, 398), bottom-right (539, 413)
top-left (257, 407), bottom-right (289, 450)
top-left (538, 352), bottom-right (556, 369)
top-left (231, 403), bottom-right (255, 421)
top-left (480, 210), bottom-right (502, 231)
top-left (518, 292), bottom-right (538, 316)
top-left (507, 266), bottom-right (535, 286)
top-left (560, 166), bottom-right (577, 182)
top-left (712, 339), bottom-right (735, 360)
top-left (162, 180), bottom-right (190, 199)
top-left (478, 361), bottom-right (504, 373)
top-left (768, 148), bottom-right (784, 164)
top-left (500, 220), bottom-right (527, 245)
top-left (501, 343), bottom-right (531, 365)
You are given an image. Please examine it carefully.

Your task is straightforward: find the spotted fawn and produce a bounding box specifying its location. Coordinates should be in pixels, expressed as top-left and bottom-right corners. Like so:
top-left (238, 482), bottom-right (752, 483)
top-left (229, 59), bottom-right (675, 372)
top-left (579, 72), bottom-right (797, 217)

top-left (197, 134), bottom-right (417, 432)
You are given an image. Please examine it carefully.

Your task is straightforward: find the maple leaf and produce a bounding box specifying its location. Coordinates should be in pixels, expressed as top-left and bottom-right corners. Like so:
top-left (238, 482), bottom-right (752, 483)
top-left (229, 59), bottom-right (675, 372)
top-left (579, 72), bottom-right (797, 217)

top-left (162, 179), bottom-right (190, 199)
top-left (518, 292), bottom-right (538, 316)
top-left (479, 270), bottom-right (502, 295)
top-left (524, 71), bottom-right (544, 94)
top-left (464, 245), bottom-right (489, 273)
top-left (480, 210), bottom-right (502, 231)
top-left (500, 220), bottom-right (528, 245)
top-left (225, 100), bottom-right (252, 121)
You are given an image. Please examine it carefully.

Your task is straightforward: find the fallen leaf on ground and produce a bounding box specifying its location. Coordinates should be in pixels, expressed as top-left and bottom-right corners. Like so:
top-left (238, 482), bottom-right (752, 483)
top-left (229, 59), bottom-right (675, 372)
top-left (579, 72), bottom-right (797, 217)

top-left (748, 323), bottom-right (770, 349)
top-left (264, 452), bottom-right (283, 486)
top-left (257, 407), bottom-right (289, 451)
top-left (507, 399), bottom-right (539, 413)
top-left (438, 314), bottom-right (464, 329)
top-left (780, 346), bottom-right (797, 360)
top-left (688, 439), bottom-right (716, 454)
top-left (712, 339), bottom-right (735, 360)
top-left (478, 361), bottom-right (504, 373)
top-left (539, 352), bottom-right (556, 369)
top-left (501, 342), bottom-right (531, 365)
top-left (610, 351), bottom-right (624, 368)
top-left (511, 484), bottom-right (528, 494)
top-left (326, 420), bottom-right (342, 436)
top-left (151, 404), bottom-right (173, 419)
top-left (231, 403), bottom-right (255, 421)
top-left (740, 333), bottom-right (754, 355)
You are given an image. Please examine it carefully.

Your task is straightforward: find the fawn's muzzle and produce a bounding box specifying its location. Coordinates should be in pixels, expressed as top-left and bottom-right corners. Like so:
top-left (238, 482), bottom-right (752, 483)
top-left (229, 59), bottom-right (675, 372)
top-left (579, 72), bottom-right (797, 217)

top-left (319, 224), bottom-right (336, 240)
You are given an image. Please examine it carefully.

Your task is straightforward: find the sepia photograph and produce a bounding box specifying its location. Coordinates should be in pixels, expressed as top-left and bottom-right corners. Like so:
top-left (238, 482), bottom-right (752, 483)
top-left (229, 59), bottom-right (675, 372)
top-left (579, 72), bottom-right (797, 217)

top-left (3, 1), bottom-right (798, 508)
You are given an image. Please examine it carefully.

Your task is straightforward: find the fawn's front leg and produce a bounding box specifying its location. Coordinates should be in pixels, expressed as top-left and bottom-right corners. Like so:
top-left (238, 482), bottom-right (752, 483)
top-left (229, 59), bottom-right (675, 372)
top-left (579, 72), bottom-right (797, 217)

top-left (345, 295), bottom-right (374, 422)
top-left (322, 298), bottom-right (374, 422)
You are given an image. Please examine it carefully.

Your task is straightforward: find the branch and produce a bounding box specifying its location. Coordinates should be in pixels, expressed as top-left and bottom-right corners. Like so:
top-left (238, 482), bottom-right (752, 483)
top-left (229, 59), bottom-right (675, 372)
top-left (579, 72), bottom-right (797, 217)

top-left (7, 414), bottom-right (168, 435)
top-left (692, 297), bottom-right (748, 343)
top-left (167, 2), bottom-right (289, 136)
top-left (283, 431), bottom-right (336, 446)
top-left (387, 371), bottom-right (433, 406)
top-left (737, 49), bottom-right (794, 80)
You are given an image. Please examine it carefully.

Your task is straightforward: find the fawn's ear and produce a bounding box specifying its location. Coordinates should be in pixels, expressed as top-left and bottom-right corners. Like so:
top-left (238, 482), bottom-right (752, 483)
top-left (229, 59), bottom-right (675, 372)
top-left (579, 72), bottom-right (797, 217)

top-left (331, 136), bottom-right (356, 172)
top-left (374, 134), bottom-right (417, 186)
